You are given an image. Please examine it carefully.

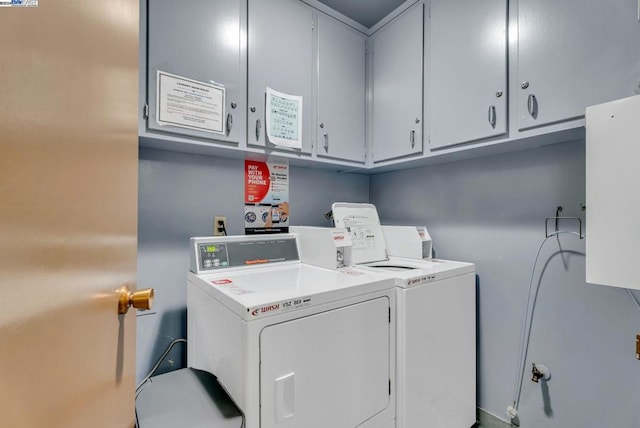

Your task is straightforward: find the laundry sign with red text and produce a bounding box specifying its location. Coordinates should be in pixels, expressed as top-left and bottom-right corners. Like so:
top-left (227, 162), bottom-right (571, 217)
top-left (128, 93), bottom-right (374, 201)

top-left (244, 159), bottom-right (289, 234)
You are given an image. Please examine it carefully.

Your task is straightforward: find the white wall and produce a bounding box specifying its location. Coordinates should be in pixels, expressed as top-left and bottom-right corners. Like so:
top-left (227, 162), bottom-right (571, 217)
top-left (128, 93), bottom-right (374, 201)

top-left (370, 140), bottom-right (640, 427)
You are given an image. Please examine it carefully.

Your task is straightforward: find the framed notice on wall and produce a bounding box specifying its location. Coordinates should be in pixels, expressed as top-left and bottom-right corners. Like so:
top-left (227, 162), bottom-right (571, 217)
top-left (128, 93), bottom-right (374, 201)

top-left (156, 70), bottom-right (225, 134)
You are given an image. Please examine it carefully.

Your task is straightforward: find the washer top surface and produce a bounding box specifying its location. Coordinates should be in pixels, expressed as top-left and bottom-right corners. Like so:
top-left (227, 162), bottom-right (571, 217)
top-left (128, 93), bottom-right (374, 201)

top-left (358, 256), bottom-right (475, 288)
top-left (189, 263), bottom-right (395, 321)
top-left (331, 203), bottom-right (474, 287)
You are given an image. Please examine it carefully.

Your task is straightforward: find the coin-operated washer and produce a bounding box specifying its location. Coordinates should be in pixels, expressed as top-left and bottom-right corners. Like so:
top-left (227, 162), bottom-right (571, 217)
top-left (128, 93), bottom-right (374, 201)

top-left (187, 234), bottom-right (397, 428)
top-left (321, 203), bottom-right (476, 428)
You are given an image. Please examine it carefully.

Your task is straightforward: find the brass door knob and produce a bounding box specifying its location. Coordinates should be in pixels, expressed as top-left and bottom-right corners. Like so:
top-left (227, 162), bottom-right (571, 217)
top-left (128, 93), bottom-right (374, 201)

top-left (118, 285), bottom-right (154, 314)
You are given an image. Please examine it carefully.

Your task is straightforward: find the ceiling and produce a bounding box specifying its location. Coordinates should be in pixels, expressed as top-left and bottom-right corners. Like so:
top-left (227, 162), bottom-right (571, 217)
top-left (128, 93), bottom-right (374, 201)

top-left (316, 0), bottom-right (408, 28)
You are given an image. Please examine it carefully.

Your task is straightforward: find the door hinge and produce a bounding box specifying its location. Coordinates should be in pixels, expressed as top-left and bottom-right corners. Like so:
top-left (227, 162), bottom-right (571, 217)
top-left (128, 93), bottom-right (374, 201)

top-left (143, 104), bottom-right (149, 120)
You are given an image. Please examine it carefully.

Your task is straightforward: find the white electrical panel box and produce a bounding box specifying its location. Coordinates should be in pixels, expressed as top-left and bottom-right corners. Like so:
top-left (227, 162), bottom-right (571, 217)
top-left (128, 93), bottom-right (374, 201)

top-left (586, 95), bottom-right (640, 290)
top-left (381, 225), bottom-right (432, 260)
top-left (290, 226), bottom-right (353, 270)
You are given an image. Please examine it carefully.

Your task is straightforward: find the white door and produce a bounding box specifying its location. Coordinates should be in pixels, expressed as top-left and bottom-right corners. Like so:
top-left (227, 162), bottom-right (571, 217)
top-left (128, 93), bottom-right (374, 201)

top-left (429, 0), bottom-right (507, 149)
top-left (317, 13), bottom-right (367, 163)
top-left (517, 0), bottom-right (640, 130)
top-left (260, 298), bottom-right (390, 428)
top-left (0, 1), bottom-right (140, 426)
top-left (370, 3), bottom-right (424, 163)
top-left (147, 0), bottom-right (245, 145)
top-left (247, 0), bottom-right (313, 154)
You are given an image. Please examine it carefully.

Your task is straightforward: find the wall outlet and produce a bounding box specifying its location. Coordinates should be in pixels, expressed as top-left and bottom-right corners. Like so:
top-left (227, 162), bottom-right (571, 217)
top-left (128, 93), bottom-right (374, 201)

top-left (213, 216), bottom-right (227, 236)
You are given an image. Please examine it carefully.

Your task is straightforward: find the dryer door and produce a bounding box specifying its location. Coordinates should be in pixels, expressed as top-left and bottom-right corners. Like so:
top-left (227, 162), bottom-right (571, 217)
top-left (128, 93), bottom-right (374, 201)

top-left (260, 297), bottom-right (391, 428)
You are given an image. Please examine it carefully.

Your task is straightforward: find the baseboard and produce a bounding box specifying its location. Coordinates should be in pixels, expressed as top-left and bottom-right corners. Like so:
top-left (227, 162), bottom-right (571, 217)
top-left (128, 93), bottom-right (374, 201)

top-left (477, 408), bottom-right (517, 428)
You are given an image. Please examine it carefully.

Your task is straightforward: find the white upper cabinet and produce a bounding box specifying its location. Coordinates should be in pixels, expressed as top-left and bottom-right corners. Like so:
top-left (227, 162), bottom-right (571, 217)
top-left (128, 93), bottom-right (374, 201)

top-left (316, 14), bottom-right (367, 163)
top-left (248, 0), bottom-right (314, 154)
top-left (429, 0), bottom-right (507, 149)
top-left (517, 0), bottom-right (640, 131)
top-left (146, 0), bottom-right (245, 145)
top-left (586, 96), bottom-right (640, 290)
top-left (369, 3), bottom-right (424, 163)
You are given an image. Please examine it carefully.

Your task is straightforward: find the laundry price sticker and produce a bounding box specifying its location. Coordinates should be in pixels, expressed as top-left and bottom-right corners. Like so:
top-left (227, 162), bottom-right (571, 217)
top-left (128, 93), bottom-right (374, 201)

top-left (211, 279), bottom-right (254, 295)
top-left (339, 268), bottom-right (365, 276)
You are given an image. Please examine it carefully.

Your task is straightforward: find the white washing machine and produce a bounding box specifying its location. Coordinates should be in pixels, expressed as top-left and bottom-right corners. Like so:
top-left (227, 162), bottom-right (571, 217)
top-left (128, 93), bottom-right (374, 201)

top-left (187, 234), bottom-right (397, 428)
top-left (329, 203), bottom-right (477, 428)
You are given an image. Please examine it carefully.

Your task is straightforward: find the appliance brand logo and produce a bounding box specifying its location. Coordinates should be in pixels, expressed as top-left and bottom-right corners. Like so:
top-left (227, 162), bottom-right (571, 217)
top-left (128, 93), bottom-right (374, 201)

top-left (407, 274), bottom-right (437, 286)
top-left (251, 303), bottom-right (280, 316)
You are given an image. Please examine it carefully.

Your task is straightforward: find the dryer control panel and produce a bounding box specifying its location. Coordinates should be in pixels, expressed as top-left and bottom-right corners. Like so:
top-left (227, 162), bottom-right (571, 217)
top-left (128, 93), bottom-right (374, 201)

top-left (190, 235), bottom-right (300, 274)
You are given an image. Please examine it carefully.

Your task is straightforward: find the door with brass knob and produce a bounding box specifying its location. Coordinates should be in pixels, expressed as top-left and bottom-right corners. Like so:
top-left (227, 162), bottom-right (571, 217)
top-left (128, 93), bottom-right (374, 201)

top-left (0, 1), bottom-right (140, 427)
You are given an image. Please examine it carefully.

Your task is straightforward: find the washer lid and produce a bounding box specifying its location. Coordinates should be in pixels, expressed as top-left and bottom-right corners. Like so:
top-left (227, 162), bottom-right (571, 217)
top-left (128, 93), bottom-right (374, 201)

top-left (331, 202), bottom-right (388, 264)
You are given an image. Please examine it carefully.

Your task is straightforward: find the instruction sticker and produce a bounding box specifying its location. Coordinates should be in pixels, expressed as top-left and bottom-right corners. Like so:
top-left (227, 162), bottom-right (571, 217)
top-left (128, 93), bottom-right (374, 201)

top-left (265, 87), bottom-right (302, 149)
top-left (211, 279), bottom-right (254, 295)
top-left (340, 268), bottom-right (365, 276)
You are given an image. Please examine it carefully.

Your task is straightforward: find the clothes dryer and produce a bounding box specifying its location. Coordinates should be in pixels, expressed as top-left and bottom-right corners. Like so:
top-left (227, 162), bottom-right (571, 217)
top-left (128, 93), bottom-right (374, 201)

top-left (330, 203), bottom-right (477, 428)
top-left (187, 234), bottom-right (397, 428)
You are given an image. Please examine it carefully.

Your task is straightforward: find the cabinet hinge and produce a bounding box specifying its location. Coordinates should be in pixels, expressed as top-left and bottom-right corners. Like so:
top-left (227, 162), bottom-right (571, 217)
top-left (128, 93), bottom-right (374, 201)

top-left (143, 104), bottom-right (149, 120)
top-left (389, 379), bottom-right (391, 395)
top-left (388, 307), bottom-right (391, 323)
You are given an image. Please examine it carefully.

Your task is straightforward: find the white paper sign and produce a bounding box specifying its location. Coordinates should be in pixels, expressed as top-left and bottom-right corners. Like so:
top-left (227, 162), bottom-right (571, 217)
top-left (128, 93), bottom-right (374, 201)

top-left (265, 87), bottom-right (302, 149)
top-left (156, 71), bottom-right (225, 134)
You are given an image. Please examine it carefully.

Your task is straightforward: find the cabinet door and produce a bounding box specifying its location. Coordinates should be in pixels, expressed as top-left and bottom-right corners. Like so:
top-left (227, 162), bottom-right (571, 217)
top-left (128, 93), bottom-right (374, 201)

top-left (429, 0), bottom-right (507, 149)
top-left (517, 0), bottom-right (640, 131)
top-left (248, 0), bottom-right (313, 154)
top-left (147, 0), bottom-right (245, 144)
top-left (586, 96), bottom-right (640, 290)
top-left (317, 14), bottom-right (367, 163)
top-left (370, 4), bottom-right (424, 163)
top-left (260, 297), bottom-right (390, 428)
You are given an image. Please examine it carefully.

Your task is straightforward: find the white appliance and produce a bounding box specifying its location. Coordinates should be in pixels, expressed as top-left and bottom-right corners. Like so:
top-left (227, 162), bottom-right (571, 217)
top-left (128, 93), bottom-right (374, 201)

top-left (330, 203), bottom-right (477, 428)
top-left (187, 234), bottom-right (397, 428)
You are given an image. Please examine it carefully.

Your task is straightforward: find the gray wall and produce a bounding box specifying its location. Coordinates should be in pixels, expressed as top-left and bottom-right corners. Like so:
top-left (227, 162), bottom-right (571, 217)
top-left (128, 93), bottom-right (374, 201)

top-left (136, 148), bottom-right (369, 382)
top-left (137, 142), bottom-right (640, 428)
top-left (370, 140), bottom-right (640, 428)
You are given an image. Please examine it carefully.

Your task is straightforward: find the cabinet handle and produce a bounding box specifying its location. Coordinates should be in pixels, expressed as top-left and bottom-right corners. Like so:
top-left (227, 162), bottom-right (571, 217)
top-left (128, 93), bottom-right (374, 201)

top-left (226, 113), bottom-right (233, 136)
top-left (527, 94), bottom-right (538, 118)
top-left (256, 119), bottom-right (261, 141)
top-left (488, 105), bottom-right (496, 128)
top-left (323, 133), bottom-right (329, 152)
top-left (410, 130), bottom-right (415, 148)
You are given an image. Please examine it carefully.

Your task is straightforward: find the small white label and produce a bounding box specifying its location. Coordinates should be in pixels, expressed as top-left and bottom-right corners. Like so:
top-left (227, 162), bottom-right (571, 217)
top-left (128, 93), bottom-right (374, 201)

top-left (340, 268), bottom-right (365, 276)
